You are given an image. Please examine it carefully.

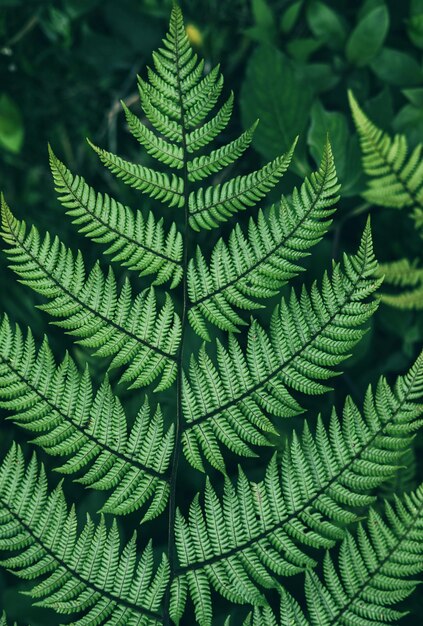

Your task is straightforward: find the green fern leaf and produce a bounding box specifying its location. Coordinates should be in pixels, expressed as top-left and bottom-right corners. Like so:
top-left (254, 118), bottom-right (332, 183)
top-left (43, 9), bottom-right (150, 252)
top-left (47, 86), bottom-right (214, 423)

top-left (0, 444), bottom-right (168, 625)
top-left (182, 222), bottom-right (381, 471)
top-left (0, 315), bottom-right (173, 521)
top-left (0, 199), bottom-right (180, 391)
top-left (349, 90), bottom-right (423, 222)
top-left (377, 258), bottom-right (423, 310)
top-left (187, 139), bottom-right (340, 340)
top-left (88, 141), bottom-right (185, 209)
top-left (1, 6), bottom-right (421, 626)
top-left (49, 147), bottom-right (183, 287)
top-left (188, 142), bottom-right (296, 232)
top-left (174, 356), bottom-right (423, 621)
top-left (121, 101), bottom-right (184, 169)
top-left (240, 481), bottom-right (423, 626)
top-left (187, 122), bottom-right (258, 183)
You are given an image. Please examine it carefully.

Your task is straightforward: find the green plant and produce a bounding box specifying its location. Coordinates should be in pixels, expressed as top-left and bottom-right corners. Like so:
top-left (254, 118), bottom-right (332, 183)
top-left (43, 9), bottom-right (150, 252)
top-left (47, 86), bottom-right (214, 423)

top-left (350, 91), bottom-right (423, 310)
top-left (0, 5), bottom-right (422, 626)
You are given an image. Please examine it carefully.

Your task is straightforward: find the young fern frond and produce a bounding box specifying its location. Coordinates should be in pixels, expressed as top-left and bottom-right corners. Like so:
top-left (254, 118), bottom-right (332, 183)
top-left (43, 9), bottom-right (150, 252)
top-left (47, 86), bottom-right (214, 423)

top-left (242, 484), bottom-right (423, 626)
top-left (1, 5), bottom-right (422, 626)
top-left (0, 315), bottom-right (173, 521)
top-left (187, 140), bottom-right (340, 340)
top-left (49, 147), bottom-right (183, 287)
top-left (0, 198), bottom-right (181, 391)
top-left (349, 90), bottom-right (423, 224)
top-left (0, 445), bottom-right (168, 625)
top-left (182, 223), bottom-right (381, 472)
top-left (172, 356), bottom-right (423, 624)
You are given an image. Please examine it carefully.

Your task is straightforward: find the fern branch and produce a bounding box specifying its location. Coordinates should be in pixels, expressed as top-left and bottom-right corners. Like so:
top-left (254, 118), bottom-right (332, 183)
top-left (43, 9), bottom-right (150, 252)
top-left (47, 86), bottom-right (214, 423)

top-left (0, 315), bottom-right (174, 521)
top-left (0, 445), bottom-right (168, 624)
top-left (182, 221), bottom-right (382, 471)
top-left (0, 198), bottom-right (180, 391)
top-left (172, 356), bottom-right (423, 622)
top-left (88, 141), bottom-right (185, 209)
top-left (49, 147), bottom-right (183, 287)
top-left (244, 484), bottom-right (423, 626)
top-left (187, 122), bottom-right (257, 183)
top-left (187, 139), bottom-right (339, 340)
top-left (188, 141), bottom-right (296, 231)
top-left (349, 90), bottom-right (423, 217)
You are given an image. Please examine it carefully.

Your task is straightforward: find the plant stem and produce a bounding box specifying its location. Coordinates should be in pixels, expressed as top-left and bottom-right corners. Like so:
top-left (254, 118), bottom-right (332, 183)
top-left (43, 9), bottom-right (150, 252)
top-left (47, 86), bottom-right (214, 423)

top-left (163, 23), bottom-right (190, 626)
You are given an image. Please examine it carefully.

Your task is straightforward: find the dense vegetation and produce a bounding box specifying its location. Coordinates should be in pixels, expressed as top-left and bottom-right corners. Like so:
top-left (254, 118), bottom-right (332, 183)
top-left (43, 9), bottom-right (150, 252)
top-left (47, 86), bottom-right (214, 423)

top-left (0, 1), bottom-right (422, 624)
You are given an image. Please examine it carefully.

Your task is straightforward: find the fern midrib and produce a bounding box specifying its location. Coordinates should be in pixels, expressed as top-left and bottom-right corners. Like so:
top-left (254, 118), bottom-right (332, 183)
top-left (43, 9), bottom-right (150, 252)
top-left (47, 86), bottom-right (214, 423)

top-left (185, 245), bottom-right (373, 430)
top-left (54, 164), bottom-right (182, 267)
top-left (163, 21), bottom-right (190, 626)
top-left (0, 354), bottom-right (168, 480)
top-left (3, 210), bottom-right (177, 362)
top-left (0, 496), bottom-right (163, 622)
top-left (175, 365), bottom-right (416, 575)
top-left (190, 162), bottom-right (330, 307)
top-left (326, 495), bottom-right (423, 626)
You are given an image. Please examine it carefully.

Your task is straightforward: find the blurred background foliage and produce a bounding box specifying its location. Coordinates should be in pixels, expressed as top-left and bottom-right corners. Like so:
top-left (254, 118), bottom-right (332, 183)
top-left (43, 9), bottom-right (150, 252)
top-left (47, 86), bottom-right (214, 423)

top-left (0, 0), bottom-right (422, 623)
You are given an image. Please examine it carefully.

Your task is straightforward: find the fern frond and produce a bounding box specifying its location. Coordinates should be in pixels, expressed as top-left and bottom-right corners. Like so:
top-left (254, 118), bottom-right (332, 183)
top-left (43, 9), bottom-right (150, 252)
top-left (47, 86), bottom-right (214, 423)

top-left (349, 90), bottom-right (423, 218)
top-left (173, 356), bottom-right (423, 622)
top-left (248, 481), bottom-right (423, 626)
top-left (0, 316), bottom-right (174, 521)
top-left (187, 140), bottom-right (339, 340)
top-left (182, 222), bottom-right (381, 471)
top-left (305, 485), bottom-right (423, 626)
top-left (88, 141), bottom-right (185, 209)
top-left (0, 445), bottom-right (168, 625)
top-left (378, 258), bottom-right (423, 310)
top-left (188, 141), bottom-right (296, 231)
top-left (0, 199), bottom-right (181, 391)
top-left (187, 122), bottom-right (258, 183)
top-left (49, 147), bottom-right (183, 287)
top-left (121, 101), bottom-right (184, 170)
top-left (186, 93), bottom-right (234, 154)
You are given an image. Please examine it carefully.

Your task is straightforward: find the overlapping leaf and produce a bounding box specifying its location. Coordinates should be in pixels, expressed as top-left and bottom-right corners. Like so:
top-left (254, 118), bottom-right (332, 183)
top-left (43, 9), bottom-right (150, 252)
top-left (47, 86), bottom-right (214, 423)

top-left (0, 198), bottom-right (181, 391)
top-left (0, 445), bottom-right (168, 625)
top-left (173, 356), bottom-right (423, 624)
top-left (188, 140), bottom-right (339, 340)
top-left (182, 222), bottom-right (382, 472)
top-left (49, 147), bottom-right (183, 287)
top-left (0, 315), bottom-right (174, 521)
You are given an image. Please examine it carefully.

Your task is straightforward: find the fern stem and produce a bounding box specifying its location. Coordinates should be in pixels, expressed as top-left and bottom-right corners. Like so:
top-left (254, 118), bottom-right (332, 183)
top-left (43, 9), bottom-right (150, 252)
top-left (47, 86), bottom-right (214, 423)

top-left (164, 17), bottom-right (190, 626)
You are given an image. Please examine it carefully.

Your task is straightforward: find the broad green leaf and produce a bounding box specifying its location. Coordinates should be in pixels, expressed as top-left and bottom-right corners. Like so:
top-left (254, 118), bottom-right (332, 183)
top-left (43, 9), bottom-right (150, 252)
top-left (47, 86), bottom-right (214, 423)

top-left (346, 5), bottom-right (389, 66)
top-left (371, 47), bottom-right (422, 86)
top-left (240, 46), bottom-right (313, 176)
top-left (280, 0), bottom-right (303, 33)
top-left (306, 1), bottom-right (347, 49)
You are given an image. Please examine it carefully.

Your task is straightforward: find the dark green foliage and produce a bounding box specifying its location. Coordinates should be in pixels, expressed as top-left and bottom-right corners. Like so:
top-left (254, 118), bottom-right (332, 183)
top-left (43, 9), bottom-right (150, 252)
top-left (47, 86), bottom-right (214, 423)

top-left (0, 2), bottom-right (422, 625)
